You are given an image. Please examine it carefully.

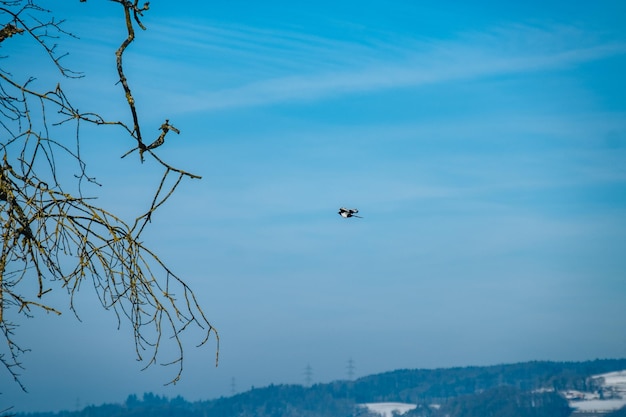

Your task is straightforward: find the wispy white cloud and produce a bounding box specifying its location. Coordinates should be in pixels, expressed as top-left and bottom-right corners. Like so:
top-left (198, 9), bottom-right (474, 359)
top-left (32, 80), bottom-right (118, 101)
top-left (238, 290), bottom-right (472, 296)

top-left (50, 17), bottom-right (626, 119)
top-left (146, 22), bottom-right (626, 112)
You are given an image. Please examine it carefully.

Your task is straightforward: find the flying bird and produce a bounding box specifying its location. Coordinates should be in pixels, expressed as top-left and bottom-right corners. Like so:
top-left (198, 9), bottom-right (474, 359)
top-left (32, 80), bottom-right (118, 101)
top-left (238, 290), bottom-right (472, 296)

top-left (338, 207), bottom-right (362, 218)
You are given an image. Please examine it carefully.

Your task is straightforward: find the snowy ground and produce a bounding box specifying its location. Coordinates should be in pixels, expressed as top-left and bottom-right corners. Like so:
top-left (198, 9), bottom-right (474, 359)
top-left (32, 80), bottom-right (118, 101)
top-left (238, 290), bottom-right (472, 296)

top-left (572, 399), bottom-right (626, 412)
top-left (569, 370), bottom-right (626, 413)
top-left (361, 402), bottom-right (418, 417)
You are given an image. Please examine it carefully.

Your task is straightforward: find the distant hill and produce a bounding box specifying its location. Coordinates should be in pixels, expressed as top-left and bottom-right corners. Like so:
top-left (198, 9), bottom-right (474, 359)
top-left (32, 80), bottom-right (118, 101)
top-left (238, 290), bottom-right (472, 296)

top-left (16, 358), bottom-right (626, 417)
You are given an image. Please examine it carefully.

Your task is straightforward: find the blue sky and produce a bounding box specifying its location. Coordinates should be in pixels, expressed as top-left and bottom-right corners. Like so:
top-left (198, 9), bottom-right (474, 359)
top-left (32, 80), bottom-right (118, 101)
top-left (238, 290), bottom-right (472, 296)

top-left (2, 0), bottom-right (626, 412)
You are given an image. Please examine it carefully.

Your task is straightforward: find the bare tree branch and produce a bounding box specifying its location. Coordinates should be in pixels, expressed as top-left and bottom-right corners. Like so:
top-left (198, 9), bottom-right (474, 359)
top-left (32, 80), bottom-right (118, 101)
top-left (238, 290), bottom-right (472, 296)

top-left (0, 0), bottom-right (219, 391)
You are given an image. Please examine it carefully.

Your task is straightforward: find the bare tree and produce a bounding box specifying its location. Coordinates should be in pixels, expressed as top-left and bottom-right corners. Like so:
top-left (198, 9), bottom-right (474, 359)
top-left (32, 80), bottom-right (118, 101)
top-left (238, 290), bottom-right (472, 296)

top-left (0, 0), bottom-right (218, 393)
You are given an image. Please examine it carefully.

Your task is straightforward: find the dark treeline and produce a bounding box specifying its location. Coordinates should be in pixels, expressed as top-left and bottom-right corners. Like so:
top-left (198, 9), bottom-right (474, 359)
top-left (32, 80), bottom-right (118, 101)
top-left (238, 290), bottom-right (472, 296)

top-left (350, 358), bottom-right (626, 403)
top-left (15, 359), bottom-right (626, 417)
top-left (421, 386), bottom-right (572, 417)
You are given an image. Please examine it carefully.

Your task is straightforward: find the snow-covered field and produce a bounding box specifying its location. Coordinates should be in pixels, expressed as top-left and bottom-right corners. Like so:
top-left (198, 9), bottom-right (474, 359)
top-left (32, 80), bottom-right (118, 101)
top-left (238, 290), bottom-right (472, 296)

top-left (569, 370), bottom-right (626, 413)
top-left (361, 402), bottom-right (417, 417)
top-left (572, 399), bottom-right (626, 412)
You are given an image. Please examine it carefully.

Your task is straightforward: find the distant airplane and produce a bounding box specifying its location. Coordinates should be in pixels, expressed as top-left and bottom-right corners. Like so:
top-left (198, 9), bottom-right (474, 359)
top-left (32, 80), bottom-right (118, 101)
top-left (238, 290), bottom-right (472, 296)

top-left (338, 207), bottom-right (362, 218)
